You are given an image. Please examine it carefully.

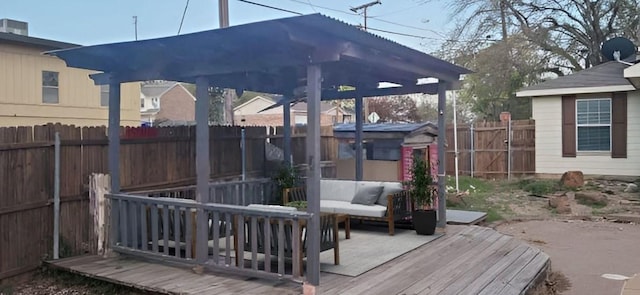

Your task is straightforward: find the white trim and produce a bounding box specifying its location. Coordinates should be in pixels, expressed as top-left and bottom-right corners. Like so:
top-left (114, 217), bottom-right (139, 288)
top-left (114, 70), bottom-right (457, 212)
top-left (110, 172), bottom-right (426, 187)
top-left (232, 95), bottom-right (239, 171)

top-left (516, 85), bottom-right (635, 97)
top-left (575, 98), bottom-right (611, 152)
top-left (233, 95), bottom-right (275, 112)
top-left (624, 63), bottom-right (640, 78)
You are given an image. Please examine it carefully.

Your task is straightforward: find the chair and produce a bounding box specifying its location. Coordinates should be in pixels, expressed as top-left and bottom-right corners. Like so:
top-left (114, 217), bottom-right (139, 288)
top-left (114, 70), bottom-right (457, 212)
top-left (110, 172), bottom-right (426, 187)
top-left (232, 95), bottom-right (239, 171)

top-left (240, 213), bottom-right (339, 274)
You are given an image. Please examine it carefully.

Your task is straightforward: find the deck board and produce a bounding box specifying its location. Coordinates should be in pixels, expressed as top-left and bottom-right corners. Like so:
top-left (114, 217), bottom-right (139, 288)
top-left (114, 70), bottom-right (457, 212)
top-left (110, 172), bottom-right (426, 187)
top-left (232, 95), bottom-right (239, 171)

top-left (47, 225), bottom-right (549, 295)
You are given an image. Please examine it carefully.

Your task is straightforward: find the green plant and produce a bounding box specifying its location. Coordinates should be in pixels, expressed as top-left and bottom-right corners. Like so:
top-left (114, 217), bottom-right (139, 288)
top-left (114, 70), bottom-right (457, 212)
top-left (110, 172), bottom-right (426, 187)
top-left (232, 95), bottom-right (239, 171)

top-left (404, 155), bottom-right (434, 209)
top-left (517, 179), bottom-right (559, 196)
top-left (272, 163), bottom-right (301, 204)
top-left (285, 200), bottom-right (307, 209)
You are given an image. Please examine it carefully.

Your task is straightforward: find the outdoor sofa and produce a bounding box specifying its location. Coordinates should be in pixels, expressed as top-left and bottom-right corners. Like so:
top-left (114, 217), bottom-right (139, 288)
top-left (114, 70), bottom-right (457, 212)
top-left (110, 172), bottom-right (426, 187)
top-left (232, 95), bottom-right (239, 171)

top-left (283, 179), bottom-right (411, 235)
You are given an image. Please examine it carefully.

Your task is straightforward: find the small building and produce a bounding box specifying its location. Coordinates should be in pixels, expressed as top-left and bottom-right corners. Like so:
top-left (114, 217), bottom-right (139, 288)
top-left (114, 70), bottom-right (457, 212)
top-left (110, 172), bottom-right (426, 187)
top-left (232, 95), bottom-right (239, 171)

top-left (0, 19), bottom-right (140, 126)
top-left (517, 57), bottom-right (640, 177)
top-left (234, 94), bottom-right (353, 126)
top-left (140, 81), bottom-right (196, 126)
top-left (333, 122), bottom-right (438, 182)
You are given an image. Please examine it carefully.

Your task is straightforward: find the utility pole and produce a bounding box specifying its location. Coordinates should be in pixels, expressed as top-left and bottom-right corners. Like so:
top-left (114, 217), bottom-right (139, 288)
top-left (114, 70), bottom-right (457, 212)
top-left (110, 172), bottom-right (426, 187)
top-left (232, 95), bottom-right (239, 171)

top-left (219, 0), bottom-right (235, 125)
top-left (350, 0), bottom-right (380, 123)
top-left (133, 16), bottom-right (138, 41)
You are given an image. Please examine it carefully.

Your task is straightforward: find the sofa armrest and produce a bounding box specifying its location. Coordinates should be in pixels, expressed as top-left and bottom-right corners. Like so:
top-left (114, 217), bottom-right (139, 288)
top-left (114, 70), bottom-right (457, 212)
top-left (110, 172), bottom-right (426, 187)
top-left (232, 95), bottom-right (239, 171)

top-left (282, 186), bottom-right (307, 204)
top-left (386, 190), bottom-right (411, 221)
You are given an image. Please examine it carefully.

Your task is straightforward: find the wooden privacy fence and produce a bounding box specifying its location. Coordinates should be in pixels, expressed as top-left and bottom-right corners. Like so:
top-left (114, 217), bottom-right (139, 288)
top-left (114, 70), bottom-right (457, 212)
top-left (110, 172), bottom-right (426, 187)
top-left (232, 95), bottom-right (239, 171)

top-left (445, 120), bottom-right (535, 179)
top-left (0, 124), bottom-right (268, 282)
top-left (266, 125), bottom-right (338, 178)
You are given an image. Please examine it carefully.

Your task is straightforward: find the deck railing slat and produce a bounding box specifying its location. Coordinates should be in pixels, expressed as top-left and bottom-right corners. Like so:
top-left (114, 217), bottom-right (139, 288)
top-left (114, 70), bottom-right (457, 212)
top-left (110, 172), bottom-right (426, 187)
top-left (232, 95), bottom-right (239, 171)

top-left (107, 190), bottom-right (311, 282)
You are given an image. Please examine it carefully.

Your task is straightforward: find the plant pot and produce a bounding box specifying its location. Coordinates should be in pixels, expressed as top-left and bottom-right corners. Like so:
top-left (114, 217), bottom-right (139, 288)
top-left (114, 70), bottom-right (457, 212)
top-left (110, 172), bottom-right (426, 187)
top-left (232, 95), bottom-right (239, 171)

top-left (412, 209), bottom-right (437, 235)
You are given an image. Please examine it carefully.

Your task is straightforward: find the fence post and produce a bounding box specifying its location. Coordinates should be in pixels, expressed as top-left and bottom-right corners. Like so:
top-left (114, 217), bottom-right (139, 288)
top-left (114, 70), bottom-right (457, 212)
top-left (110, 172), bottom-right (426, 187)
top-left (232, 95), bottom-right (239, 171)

top-left (53, 132), bottom-right (60, 260)
top-left (470, 123), bottom-right (474, 178)
top-left (507, 117), bottom-right (512, 180)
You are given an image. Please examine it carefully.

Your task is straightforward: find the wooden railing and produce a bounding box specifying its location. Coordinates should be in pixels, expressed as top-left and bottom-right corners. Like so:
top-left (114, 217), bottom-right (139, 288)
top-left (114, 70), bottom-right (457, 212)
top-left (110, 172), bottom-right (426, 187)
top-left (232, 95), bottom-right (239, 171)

top-left (130, 178), bottom-right (277, 205)
top-left (107, 193), bottom-right (312, 281)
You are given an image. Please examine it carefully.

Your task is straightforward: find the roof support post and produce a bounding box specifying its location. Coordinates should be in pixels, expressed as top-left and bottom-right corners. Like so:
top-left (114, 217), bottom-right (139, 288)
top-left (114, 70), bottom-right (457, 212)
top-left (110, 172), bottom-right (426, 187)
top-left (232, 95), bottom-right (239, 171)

top-left (436, 80), bottom-right (448, 228)
top-left (108, 80), bottom-right (121, 193)
top-left (282, 95), bottom-right (292, 166)
top-left (195, 76), bottom-right (210, 264)
top-left (305, 64), bottom-right (321, 286)
top-left (355, 91), bottom-right (364, 181)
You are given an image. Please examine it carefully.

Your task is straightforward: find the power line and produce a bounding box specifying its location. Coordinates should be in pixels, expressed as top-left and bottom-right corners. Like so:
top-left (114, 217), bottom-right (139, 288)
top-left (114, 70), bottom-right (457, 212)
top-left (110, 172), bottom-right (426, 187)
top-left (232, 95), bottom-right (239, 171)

top-left (237, 0), bottom-right (303, 15)
top-left (177, 0), bottom-right (190, 35)
top-left (287, 0), bottom-right (359, 16)
top-left (368, 17), bottom-right (447, 38)
top-left (369, 1), bottom-right (428, 17)
top-left (306, 0), bottom-right (317, 13)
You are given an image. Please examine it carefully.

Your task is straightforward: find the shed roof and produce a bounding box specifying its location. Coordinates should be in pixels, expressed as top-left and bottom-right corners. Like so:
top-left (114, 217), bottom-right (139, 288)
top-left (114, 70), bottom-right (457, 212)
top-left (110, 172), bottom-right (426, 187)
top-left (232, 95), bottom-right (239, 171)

top-left (333, 122), bottom-right (437, 141)
top-left (517, 59), bottom-right (638, 97)
top-left (46, 14), bottom-right (469, 95)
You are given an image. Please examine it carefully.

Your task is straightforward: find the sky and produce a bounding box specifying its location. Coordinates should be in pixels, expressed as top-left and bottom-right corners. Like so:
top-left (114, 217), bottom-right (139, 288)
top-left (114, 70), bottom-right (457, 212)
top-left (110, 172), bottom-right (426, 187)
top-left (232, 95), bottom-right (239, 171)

top-left (1, 0), bottom-right (456, 53)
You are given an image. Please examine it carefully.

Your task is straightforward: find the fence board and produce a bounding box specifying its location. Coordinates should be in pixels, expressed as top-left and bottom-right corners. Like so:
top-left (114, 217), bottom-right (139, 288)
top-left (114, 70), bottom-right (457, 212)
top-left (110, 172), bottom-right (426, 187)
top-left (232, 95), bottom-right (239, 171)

top-left (446, 120), bottom-right (535, 179)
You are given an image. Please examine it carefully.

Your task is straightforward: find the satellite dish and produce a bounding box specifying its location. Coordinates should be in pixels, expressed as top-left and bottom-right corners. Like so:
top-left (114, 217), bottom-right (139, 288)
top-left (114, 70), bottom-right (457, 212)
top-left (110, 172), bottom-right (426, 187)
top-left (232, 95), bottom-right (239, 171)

top-left (601, 37), bottom-right (636, 61)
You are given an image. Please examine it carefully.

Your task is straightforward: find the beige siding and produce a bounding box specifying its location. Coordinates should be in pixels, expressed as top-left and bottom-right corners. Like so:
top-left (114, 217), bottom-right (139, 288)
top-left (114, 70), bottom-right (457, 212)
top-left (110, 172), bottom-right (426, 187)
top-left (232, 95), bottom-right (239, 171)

top-left (0, 43), bottom-right (140, 126)
top-left (532, 93), bottom-right (640, 176)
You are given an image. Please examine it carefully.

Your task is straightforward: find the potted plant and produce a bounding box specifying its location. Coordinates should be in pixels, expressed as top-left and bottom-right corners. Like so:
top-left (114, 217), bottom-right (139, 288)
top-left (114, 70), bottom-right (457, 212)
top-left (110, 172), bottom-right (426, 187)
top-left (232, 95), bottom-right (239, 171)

top-left (405, 154), bottom-right (436, 235)
top-left (285, 200), bottom-right (307, 211)
top-left (271, 162), bottom-right (301, 204)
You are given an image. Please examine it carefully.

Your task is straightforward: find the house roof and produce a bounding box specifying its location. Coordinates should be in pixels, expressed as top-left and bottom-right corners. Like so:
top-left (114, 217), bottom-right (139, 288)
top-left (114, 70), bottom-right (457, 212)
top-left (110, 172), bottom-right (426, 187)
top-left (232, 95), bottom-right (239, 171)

top-left (46, 14), bottom-right (469, 95)
top-left (333, 122), bottom-right (437, 140)
top-left (517, 59), bottom-right (638, 97)
top-left (0, 31), bottom-right (79, 50)
top-left (233, 95), bottom-right (277, 111)
top-left (291, 101), bottom-right (335, 112)
top-left (334, 122), bottom-right (436, 133)
top-left (141, 81), bottom-right (178, 98)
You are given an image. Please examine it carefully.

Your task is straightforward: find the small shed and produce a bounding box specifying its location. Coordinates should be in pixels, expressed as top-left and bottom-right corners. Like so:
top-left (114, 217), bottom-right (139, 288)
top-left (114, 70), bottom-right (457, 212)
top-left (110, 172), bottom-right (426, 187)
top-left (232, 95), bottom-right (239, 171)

top-left (333, 123), bottom-right (438, 182)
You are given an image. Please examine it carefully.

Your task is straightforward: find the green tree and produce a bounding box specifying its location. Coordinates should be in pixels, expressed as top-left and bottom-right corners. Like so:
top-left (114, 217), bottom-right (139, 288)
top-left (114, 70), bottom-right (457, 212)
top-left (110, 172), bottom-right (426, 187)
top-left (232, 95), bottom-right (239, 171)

top-left (367, 96), bottom-right (420, 123)
top-left (182, 83), bottom-right (225, 124)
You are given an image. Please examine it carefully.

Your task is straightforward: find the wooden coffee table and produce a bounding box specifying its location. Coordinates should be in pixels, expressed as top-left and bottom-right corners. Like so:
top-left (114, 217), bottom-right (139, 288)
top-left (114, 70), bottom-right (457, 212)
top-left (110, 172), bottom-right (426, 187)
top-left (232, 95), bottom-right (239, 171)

top-left (334, 213), bottom-right (351, 239)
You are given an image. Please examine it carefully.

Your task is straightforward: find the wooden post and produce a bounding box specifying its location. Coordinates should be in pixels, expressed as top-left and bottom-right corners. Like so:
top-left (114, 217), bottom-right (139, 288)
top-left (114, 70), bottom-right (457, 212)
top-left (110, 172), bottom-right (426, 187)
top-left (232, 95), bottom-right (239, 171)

top-left (108, 80), bottom-right (121, 193)
top-left (283, 95), bottom-right (292, 165)
top-left (195, 77), bottom-right (210, 265)
top-left (437, 81), bottom-right (448, 228)
top-left (305, 64), bottom-right (321, 286)
top-left (90, 173), bottom-right (112, 257)
top-left (355, 92), bottom-right (364, 181)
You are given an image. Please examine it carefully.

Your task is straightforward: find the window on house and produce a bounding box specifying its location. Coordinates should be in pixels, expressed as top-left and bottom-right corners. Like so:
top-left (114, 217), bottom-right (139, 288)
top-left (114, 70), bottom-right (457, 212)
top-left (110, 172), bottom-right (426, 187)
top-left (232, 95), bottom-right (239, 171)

top-left (576, 99), bottom-right (610, 151)
top-left (141, 99), bottom-right (145, 108)
top-left (100, 85), bottom-right (109, 107)
top-left (42, 71), bottom-right (59, 104)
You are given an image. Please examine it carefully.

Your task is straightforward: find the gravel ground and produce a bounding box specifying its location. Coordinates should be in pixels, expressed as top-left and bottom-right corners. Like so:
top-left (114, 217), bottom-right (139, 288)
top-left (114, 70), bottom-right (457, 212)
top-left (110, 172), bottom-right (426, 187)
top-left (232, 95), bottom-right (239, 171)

top-left (497, 219), bottom-right (640, 295)
top-left (6, 272), bottom-right (145, 295)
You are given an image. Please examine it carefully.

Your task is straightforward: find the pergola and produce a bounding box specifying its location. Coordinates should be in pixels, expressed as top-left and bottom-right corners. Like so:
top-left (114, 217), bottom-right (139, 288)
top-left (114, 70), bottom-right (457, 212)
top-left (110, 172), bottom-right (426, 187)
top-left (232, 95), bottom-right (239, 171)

top-left (47, 14), bottom-right (470, 285)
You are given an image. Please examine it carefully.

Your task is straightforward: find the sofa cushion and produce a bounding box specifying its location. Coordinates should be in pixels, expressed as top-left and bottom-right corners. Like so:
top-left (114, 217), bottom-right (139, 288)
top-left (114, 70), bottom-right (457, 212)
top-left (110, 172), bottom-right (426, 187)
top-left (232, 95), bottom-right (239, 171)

top-left (320, 179), bottom-right (358, 202)
top-left (351, 185), bottom-right (384, 205)
top-left (377, 182), bottom-right (404, 205)
top-left (320, 200), bottom-right (345, 213)
top-left (333, 203), bottom-right (387, 218)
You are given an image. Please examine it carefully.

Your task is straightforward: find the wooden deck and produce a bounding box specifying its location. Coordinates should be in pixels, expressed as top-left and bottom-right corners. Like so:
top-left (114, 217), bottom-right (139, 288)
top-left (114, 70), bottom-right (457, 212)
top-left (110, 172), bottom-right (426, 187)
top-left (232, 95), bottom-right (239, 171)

top-left (47, 225), bottom-right (550, 295)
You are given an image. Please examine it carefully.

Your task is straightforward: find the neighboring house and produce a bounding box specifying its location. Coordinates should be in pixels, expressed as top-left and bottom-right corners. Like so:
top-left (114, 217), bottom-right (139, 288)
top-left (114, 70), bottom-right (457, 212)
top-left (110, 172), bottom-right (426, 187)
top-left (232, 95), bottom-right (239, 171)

top-left (140, 81), bottom-right (195, 125)
top-left (516, 57), bottom-right (640, 177)
top-left (233, 95), bottom-right (353, 126)
top-left (0, 19), bottom-right (140, 126)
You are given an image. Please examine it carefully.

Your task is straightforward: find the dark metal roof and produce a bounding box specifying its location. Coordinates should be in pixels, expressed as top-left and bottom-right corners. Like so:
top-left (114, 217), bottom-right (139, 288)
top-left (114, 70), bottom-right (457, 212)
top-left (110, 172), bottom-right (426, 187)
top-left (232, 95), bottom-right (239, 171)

top-left (46, 14), bottom-right (469, 95)
top-left (519, 59), bottom-right (637, 92)
top-left (0, 32), bottom-right (79, 50)
top-left (334, 122), bottom-right (435, 133)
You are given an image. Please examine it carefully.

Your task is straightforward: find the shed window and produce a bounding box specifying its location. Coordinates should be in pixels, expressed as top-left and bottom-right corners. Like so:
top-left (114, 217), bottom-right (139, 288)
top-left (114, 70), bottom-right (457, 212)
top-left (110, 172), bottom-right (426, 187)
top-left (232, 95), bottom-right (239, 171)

top-left (576, 99), bottom-right (610, 151)
top-left (42, 71), bottom-right (59, 104)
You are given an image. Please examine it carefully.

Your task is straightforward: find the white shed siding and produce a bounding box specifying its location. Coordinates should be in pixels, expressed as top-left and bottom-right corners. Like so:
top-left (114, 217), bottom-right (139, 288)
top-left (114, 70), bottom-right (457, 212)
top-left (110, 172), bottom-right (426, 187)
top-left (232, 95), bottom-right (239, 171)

top-left (532, 92), bottom-right (640, 176)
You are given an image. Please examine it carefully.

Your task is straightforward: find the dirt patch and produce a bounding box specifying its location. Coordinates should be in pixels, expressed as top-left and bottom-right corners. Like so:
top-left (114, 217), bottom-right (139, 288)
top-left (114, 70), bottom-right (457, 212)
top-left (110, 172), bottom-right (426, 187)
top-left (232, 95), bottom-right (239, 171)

top-left (6, 270), bottom-right (145, 295)
top-left (497, 220), bottom-right (640, 295)
top-left (529, 271), bottom-right (571, 295)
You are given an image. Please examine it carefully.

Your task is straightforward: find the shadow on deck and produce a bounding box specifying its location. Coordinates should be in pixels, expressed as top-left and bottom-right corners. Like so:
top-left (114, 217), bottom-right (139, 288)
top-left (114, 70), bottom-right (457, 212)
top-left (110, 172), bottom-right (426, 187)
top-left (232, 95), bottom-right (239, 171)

top-left (47, 225), bottom-right (550, 295)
